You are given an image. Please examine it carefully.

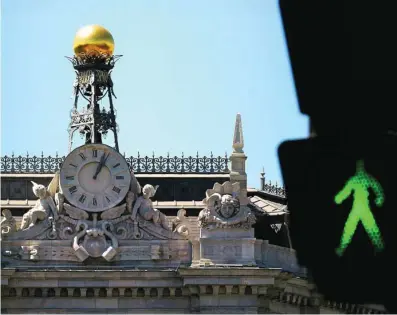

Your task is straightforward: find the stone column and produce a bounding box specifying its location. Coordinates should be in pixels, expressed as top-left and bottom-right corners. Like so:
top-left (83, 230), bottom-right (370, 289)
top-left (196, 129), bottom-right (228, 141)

top-left (230, 113), bottom-right (249, 206)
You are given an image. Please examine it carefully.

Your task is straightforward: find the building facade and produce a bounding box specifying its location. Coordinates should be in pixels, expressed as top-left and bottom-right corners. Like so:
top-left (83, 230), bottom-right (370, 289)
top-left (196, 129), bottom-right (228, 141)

top-left (0, 115), bottom-right (387, 314)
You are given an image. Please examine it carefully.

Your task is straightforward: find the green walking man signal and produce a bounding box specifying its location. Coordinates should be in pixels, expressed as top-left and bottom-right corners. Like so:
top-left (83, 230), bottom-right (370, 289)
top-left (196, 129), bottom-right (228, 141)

top-left (334, 160), bottom-right (385, 257)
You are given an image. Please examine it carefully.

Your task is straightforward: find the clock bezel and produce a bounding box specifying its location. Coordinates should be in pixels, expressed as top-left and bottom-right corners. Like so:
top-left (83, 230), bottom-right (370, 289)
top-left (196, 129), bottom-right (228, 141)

top-left (60, 143), bottom-right (131, 212)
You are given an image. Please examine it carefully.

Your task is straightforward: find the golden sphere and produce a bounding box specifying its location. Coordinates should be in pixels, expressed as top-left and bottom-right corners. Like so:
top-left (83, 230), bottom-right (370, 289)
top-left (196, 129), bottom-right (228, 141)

top-left (73, 25), bottom-right (115, 56)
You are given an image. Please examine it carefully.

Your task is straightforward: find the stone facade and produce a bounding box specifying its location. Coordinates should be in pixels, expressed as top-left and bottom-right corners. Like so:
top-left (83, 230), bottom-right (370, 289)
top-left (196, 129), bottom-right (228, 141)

top-left (0, 115), bottom-right (388, 314)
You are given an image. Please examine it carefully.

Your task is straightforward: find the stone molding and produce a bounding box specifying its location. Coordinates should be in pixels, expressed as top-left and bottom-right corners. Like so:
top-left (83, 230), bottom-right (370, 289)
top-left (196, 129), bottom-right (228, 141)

top-left (1, 268), bottom-right (387, 314)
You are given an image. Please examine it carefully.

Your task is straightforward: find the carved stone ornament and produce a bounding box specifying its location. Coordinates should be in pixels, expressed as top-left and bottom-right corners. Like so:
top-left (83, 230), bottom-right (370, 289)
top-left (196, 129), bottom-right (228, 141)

top-left (1, 209), bottom-right (17, 239)
top-left (172, 209), bottom-right (192, 238)
top-left (2, 172), bottom-right (187, 264)
top-left (19, 172), bottom-right (62, 231)
top-left (131, 184), bottom-right (171, 231)
top-left (198, 181), bottom-right (256, 230)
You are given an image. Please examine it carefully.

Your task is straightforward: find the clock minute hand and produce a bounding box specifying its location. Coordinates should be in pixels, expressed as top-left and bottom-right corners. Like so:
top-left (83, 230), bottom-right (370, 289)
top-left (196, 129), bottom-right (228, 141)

top-left (93, 153), bottom-right (109, 179)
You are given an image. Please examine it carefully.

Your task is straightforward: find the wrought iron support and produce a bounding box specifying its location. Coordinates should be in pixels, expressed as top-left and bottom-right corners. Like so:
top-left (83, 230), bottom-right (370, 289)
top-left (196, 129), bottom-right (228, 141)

top-left (108, 86), bottom-right (119, 152)
top-left (66, 54), bottom-right (122, 151)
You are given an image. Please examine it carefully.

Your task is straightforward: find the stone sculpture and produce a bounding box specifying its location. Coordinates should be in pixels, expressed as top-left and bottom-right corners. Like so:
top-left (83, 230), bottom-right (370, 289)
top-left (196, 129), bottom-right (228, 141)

top-left (1, 209), bottom-right (17, 238)
top-left (172, 209), bottom-right (191, 237)
top-left (1, 172), bottom-right (189, 265)
top-left (198, 181), bottom-right (256, 229)
top-left (131, 184), bottom-right (171, 230)
top-left (197, 181), bottom-right (257, 266)
top-left (20, 173), bottom-right (62, 230)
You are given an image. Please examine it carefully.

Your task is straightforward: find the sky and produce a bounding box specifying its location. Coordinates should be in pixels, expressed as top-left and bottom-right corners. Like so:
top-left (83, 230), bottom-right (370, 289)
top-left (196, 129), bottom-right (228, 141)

top-left (1, 0), bottom-right (308, 188)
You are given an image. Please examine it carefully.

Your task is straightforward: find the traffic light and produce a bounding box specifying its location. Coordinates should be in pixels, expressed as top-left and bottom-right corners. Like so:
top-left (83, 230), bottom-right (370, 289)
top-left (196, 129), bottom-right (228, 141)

top-left (278, 1), bottom-right (397, 309)
top-left (278, 135), bottom-right (397, 305)
top-left (278, 0), bottom-right (397, 135)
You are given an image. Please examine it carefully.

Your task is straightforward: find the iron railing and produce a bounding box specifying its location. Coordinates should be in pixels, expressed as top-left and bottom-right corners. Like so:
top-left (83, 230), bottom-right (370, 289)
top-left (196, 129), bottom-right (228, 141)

top-left (1, 152), bottom-right (230, 174)
top-left (262, 181), bottom-right (286, 198)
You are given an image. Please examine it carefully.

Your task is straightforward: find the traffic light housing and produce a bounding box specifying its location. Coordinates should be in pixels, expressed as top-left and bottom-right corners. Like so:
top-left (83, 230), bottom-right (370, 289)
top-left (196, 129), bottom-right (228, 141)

top-left (278, 135), bottom-right (397, 305)
top-left (278, 1), bottom-right (397, 135)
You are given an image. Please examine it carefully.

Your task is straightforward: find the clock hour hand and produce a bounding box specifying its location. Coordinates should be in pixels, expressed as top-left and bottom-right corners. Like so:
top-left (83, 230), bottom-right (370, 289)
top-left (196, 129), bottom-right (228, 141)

top-left (93, 153), bottom-right (109, 179)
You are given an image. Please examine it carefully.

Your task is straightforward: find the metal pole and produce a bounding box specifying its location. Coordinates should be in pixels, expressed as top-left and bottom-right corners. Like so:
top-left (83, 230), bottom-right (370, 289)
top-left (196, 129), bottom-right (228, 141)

top-left (108, 88), bottom-right (119, 152)
top-left (91, 82), bottom-right (97, 143)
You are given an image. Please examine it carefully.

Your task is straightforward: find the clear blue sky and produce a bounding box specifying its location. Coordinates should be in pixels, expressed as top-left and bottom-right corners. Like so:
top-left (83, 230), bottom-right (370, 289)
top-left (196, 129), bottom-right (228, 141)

top-left (1, 0), bottom-right (308, 188)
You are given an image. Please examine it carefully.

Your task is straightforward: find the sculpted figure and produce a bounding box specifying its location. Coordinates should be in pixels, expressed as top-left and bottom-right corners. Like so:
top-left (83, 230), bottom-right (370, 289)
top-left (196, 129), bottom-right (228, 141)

top-left (217, 194), bottom-right (239, 219)
top-left (20, 174), bottom-right (61, 230)
top-left (131, 184), bottom-right (171, 230)
top-left (1, 209), bottom-right (17, 237)
top-left (198, 181), bottom-right (256, 229)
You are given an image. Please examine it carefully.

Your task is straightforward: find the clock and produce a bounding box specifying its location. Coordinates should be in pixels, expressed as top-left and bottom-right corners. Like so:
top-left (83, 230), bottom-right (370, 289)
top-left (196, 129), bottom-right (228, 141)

top-left (60, 143), bottom-right (131, 212)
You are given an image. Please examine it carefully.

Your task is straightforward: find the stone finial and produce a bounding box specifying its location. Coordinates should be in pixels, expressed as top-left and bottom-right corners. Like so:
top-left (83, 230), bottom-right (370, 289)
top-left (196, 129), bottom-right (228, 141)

top-left (260, 167), bottom-right (265, 190)
top-left (232, 113), bottom-right (244, 153)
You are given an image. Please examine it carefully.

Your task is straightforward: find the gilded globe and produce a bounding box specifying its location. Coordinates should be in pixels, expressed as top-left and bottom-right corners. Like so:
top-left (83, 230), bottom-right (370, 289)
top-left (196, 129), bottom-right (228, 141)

top-left (73, 25), bottom-right (115, 56)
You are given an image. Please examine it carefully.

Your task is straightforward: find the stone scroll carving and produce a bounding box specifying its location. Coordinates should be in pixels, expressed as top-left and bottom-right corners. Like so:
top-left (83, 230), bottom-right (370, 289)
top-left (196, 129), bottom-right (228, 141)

top-left (172, 209), bottom-right (191, 237)
top-left (71, 213), bottom-right (119, 262)
top-left (198, 181), bottom-right (256, 230)
top-left (2, 171), bottom-right (186, 264)
top-left (1, 209), bottom-right (17, 239)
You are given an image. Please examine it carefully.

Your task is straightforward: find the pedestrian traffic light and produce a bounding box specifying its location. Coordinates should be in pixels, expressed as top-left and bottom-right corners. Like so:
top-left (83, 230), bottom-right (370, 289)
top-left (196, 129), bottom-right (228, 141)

top-left (278, 135), bottom-right (397, 305)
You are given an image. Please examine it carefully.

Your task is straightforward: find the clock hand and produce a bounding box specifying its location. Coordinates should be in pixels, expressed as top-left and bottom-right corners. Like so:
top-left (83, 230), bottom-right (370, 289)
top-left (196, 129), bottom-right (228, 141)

top-left (93, 153), bottom-right (109, 179)
top-left (93, 154), bottom-right (105, 179)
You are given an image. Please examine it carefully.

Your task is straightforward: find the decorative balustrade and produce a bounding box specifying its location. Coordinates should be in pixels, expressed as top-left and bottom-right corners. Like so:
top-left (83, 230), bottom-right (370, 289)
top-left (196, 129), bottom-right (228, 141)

top-left (1, 152), bottom-right (230, 174)
top-left (262, 181), bottom-right (286, 198)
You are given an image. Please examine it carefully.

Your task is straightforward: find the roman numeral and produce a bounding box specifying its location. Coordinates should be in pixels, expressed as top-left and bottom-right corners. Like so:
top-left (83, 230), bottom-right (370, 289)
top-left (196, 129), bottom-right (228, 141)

top-left (69, 186), bottom-right (77, 194)
top-left (79, 153), bottom-right (86, 160)
top-left (93, 198), bottom-right (97, 206)
top-left (66, 176), bottom-right (74, 180)
top-left (105, 196), bottom-right (111, 203)
top-left (69, 163), bottom-right (77, 168)
top-left (112, 186), bottom-right (121, 194)
top-left (116, 176), bottom-right (124, 180)
top-left (113, 163), bottom-right (120, 168)
top-left (79, 194), bottom-right (86, 203)
top-left (92, 149), bottom-right (98, 157)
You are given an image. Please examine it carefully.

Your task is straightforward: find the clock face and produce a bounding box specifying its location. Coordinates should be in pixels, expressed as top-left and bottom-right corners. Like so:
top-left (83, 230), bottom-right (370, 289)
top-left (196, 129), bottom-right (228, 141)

top-left (60, 143), bottom-right (131, 212)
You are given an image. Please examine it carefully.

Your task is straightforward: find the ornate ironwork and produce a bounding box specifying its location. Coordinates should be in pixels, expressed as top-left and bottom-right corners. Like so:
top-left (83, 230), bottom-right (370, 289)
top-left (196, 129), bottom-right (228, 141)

top-left (1, 152), bottom-right (229, 174)
top-left (70, 108), bottom-right (94, 126)
top-left (262, 181), bottom-right (286, 198)
top-left (67, 52), bottom-right (121, 152)
top-left (65, 53), bottom-right (122, 71)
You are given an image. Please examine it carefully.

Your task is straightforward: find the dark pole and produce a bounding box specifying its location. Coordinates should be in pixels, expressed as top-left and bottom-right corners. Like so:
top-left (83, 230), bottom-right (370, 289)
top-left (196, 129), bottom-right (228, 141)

top-left (108, 89), bottom-right (119, 152)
